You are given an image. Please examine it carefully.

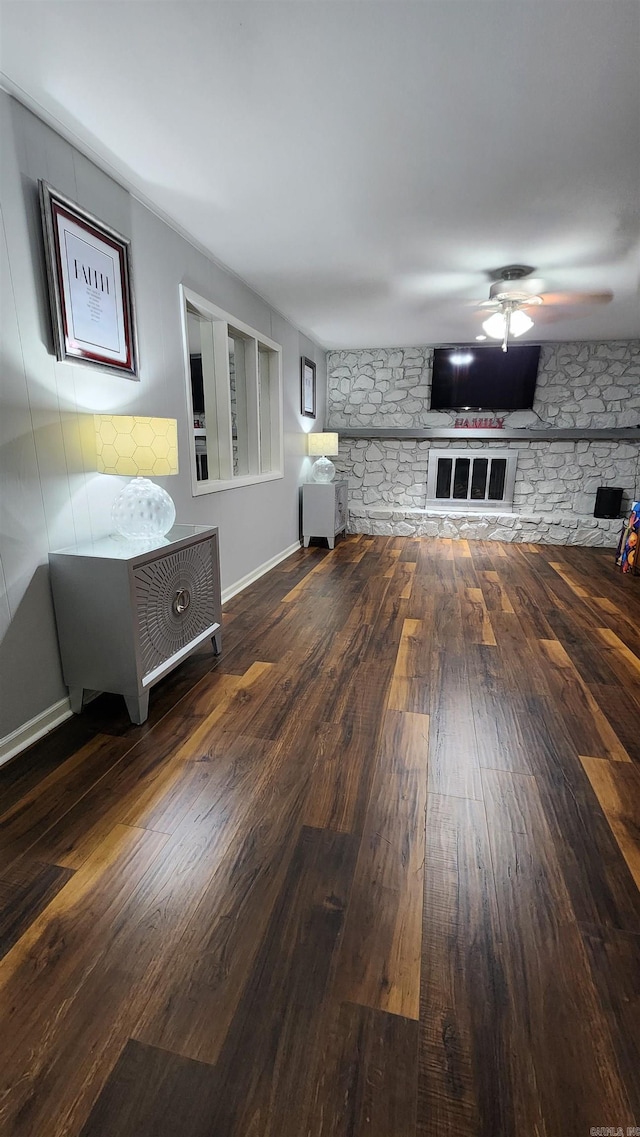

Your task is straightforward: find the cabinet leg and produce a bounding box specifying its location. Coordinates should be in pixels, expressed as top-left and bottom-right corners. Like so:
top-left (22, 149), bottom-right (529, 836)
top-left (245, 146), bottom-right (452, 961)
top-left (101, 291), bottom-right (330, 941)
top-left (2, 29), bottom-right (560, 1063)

top-left (212, 629), bottom-right (222, 655)
top-left (328, 538), bottom-right (335, 549)
top-left (69, 687), bottom-right (84, 714)
top-left (124, 690), bottom-right (149, 725)
top-left (303, 536), bottom-right (310, 548)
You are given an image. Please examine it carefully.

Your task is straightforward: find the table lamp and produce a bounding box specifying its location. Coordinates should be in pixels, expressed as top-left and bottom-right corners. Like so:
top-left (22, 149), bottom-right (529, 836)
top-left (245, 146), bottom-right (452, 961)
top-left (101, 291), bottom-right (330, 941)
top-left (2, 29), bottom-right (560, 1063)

top-left (95, 415), bottom-right (179, 538)
top-left (308, 432), bottom-right (339, 483)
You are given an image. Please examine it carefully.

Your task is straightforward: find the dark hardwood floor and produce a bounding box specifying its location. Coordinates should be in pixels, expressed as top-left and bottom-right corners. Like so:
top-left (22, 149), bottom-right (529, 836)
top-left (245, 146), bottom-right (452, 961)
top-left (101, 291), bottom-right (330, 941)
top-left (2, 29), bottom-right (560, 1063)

top-left (0, 535), bottom-right (639, 1136)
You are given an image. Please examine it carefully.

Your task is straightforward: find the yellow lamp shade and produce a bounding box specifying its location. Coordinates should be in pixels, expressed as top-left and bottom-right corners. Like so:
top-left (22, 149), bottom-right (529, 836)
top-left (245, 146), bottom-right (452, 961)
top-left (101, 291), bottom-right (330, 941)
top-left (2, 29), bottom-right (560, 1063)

top-left (308, 432), bottom-right (339, 457)
top-left (95, 416), bottom-right (178, 476)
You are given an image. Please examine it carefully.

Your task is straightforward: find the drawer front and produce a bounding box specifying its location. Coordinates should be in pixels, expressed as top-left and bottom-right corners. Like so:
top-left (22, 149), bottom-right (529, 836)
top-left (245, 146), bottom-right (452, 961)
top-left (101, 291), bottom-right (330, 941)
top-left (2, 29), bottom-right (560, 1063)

top-left (133, 537), bottom-right (220, 680)
top-left (335, 483), bottom-right (348, 531)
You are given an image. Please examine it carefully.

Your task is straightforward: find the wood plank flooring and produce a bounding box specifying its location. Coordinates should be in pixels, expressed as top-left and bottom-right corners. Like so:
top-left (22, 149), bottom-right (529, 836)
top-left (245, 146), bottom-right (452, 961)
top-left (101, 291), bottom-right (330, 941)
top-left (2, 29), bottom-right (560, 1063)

top-left (1, 535), bottom-right (639, 1136)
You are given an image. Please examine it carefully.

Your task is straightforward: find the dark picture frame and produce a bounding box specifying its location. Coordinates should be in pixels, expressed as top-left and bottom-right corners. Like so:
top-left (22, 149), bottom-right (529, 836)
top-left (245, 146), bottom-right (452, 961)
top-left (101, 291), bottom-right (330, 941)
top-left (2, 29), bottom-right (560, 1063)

top-left (39, 180), bottom-right (139, 378)
top-left (301, 356), bottom-right (316, 418)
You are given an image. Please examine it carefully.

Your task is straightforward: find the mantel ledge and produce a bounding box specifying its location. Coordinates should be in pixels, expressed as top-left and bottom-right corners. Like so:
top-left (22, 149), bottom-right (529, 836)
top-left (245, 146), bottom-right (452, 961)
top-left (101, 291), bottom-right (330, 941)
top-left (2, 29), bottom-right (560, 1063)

top-left (333, 427), bottom-right (640, 442)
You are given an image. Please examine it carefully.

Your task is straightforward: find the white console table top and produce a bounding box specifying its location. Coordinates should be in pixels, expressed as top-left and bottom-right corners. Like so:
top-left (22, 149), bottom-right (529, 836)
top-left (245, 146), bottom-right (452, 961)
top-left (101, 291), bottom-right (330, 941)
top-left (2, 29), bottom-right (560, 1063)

top-left (51, 524), bottom-right (216, 561)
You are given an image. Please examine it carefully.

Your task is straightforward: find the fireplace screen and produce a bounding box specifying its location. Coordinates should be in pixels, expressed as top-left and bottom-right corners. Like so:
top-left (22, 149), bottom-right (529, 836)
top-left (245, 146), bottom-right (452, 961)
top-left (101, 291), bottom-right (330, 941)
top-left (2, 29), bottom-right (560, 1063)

top-left (426, 449), bottom-right (517, 510)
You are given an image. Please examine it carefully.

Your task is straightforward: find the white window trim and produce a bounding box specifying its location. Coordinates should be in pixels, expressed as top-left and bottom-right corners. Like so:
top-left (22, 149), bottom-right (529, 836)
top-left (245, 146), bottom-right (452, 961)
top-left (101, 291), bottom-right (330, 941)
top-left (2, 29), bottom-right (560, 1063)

top-left (426, 447), bottom-right (517, 510)
top-left (180, 285), bottom-right (284, 495)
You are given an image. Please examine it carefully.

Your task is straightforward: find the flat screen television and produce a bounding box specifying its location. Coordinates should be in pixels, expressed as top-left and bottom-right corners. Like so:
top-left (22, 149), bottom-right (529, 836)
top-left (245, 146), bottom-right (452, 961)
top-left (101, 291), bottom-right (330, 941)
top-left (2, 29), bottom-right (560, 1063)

top-left (430, 345), bottom-right (541, 411)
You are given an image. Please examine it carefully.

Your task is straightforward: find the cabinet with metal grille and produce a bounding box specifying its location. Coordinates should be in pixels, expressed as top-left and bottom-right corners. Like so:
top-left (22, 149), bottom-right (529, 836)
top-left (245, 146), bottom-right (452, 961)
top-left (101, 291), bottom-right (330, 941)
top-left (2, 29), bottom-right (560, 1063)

top-left (49, 525), bottom-right (221, 724)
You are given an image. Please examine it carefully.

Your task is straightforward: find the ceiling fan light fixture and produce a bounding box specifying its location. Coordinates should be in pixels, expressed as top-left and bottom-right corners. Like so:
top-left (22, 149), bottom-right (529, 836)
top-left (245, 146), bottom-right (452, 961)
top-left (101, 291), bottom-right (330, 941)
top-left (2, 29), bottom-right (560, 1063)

top-left (508, 308), bottom-right (534, 336)
top-left (482, 308), bottom-right (534, 340)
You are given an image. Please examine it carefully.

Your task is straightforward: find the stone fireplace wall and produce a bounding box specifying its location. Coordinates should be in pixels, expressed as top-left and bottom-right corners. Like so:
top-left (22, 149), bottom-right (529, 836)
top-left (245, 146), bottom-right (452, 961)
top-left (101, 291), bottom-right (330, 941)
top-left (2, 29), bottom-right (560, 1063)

top-left (327, 341), bottom-right (640, 545)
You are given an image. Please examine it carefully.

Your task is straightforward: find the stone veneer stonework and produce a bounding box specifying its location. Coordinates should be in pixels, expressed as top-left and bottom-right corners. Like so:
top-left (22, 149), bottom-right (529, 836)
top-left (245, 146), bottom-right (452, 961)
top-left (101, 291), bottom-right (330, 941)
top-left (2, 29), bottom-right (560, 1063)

top-left (327, 341), bottom-right (640, 546)
top-left (347, 504), bottom-right (622, 545)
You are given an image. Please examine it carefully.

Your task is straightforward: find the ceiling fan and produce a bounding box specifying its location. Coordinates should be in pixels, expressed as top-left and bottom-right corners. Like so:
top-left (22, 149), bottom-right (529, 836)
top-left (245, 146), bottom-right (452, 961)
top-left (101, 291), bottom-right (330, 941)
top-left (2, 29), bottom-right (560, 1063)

top-left (475, 265), bottom-right (613, 352)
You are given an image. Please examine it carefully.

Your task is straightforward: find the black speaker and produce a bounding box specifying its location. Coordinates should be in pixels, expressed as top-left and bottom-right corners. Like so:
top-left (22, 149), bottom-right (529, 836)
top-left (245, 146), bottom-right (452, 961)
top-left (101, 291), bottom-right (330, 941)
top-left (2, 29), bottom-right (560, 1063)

top-left (594, 486), bottom-right (623, 519)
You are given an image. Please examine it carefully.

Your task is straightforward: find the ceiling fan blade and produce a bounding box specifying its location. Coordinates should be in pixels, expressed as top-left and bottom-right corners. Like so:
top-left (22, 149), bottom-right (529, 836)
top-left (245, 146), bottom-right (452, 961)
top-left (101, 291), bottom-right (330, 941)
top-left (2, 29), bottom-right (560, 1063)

top-left (533, 305), bottom-right (610, 325)
top-left (538, 290), bottom-right (614, 307)
top-left (474, 297), bottom-right (543, 315)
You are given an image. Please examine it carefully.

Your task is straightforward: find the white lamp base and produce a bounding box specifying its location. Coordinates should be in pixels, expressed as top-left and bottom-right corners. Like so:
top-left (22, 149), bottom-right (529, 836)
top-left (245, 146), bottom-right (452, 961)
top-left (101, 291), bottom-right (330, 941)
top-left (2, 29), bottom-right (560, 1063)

top-left (311, 456), bottom-right (336, 483)
top-left (112, 477), bottom-right (176, 538)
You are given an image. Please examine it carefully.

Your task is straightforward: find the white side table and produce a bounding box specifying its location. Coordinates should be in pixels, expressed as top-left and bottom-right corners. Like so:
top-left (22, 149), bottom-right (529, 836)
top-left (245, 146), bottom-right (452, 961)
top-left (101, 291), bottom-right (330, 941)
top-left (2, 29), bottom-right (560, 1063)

top-left (49, 525), bottom-right (222, 724)
top-left (302, 480), bottom-right (348, 548)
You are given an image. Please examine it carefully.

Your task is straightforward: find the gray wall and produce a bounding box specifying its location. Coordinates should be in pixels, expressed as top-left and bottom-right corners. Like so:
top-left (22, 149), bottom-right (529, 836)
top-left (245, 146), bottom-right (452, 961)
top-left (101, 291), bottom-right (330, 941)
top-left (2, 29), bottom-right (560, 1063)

top-left (0, 93), bottom-right (326, 741)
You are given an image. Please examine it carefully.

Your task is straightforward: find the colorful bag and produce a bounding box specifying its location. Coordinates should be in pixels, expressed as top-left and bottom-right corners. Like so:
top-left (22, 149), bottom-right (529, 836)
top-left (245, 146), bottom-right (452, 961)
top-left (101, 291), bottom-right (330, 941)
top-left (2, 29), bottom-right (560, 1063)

top-left (616, 502), bottom-right (640, 573)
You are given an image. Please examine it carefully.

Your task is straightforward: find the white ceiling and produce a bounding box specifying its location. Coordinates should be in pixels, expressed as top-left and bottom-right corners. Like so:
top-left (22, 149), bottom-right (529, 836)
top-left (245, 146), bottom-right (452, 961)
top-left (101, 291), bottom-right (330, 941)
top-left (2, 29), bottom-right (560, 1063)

top-left (1, 1), bottom-right (639, 348)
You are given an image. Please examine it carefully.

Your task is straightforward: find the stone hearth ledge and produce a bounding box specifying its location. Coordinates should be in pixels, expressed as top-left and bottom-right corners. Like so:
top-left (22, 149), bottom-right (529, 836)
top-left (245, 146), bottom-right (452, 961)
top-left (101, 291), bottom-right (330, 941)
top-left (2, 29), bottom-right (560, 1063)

top-left (347, 504), bottom-right (623, 546)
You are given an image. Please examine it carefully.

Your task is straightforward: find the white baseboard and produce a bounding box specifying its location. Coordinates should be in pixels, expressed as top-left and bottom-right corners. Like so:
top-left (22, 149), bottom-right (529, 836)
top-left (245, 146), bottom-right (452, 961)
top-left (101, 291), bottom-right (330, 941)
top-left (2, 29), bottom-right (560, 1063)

top-left (0, 697), bottom-right (73, 768)
top-left (0, 539), bottom-right (303, 768)
top-left (221, 540), bottom-right (301, 604)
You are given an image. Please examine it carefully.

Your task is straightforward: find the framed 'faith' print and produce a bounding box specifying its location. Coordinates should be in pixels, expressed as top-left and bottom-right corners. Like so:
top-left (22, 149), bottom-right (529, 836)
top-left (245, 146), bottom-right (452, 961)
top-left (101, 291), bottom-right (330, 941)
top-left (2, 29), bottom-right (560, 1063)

top-left (39, 181), bottom-right (139, 378)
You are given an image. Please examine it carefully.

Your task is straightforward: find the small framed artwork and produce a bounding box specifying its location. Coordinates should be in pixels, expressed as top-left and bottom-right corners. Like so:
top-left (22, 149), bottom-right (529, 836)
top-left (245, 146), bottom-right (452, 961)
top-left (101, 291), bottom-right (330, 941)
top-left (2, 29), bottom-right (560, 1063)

top-left (39, 180), bottom-right (139, 378)
top-left (301, 356), bottom-right (316, 418)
